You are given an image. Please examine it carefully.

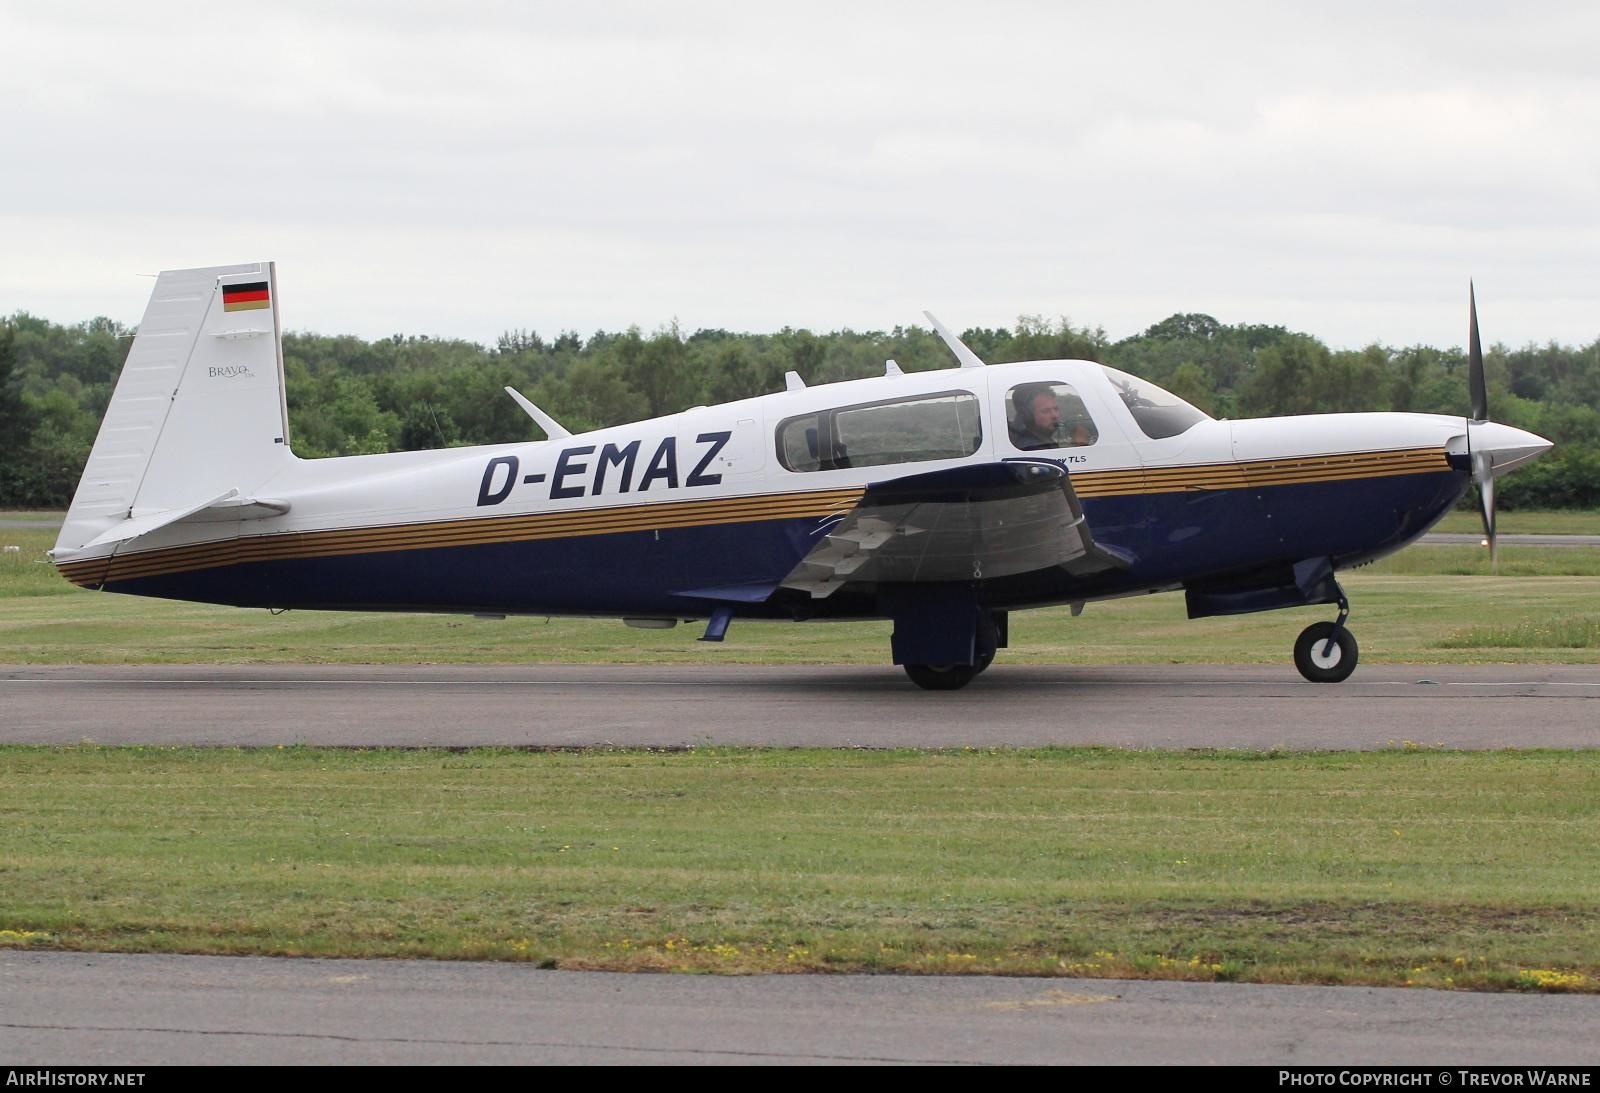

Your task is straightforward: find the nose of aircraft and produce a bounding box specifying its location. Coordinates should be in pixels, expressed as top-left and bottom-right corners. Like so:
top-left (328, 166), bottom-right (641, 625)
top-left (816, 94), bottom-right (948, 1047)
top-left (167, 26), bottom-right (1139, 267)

top-left (1470, 421), bottom-right (1554, 478)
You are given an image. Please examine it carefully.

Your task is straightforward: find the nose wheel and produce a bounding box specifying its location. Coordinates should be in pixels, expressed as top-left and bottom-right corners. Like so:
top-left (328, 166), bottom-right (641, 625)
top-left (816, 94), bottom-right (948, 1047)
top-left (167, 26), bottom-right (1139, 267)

top-left (1293, 593), bottom-right (1358, 683)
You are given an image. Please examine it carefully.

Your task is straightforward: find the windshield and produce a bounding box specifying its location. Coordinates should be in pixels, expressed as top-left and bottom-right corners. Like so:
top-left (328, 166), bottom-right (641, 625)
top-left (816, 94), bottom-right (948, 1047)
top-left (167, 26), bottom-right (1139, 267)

top-left (1100, 366), bottom-right (1210, 439)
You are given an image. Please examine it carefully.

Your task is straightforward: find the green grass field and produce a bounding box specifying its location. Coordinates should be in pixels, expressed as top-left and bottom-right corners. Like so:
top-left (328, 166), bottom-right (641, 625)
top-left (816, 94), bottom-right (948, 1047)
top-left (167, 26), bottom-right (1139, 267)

top-left (1431, 509), bottom-right (1600, 536)
top-left (2, 746), bottom-right (1596, 991)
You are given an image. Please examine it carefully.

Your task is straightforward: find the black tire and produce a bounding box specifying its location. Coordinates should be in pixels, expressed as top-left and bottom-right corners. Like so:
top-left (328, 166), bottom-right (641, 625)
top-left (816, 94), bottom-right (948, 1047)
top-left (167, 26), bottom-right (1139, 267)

top-left (1293, 622), bottom-right (1359, 683)
top-left (904, 663), bottom-right (979, 690)
top-left (972, 648), bottom-right (997, 676)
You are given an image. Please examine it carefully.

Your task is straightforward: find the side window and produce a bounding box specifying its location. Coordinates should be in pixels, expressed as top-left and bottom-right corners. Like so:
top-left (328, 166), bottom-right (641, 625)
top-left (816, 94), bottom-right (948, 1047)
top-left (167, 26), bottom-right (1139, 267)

top-left (1006, 382), bottom-right (1099, 451)
top-left (780, 413), bottom-right (823, 472)
top-left (776, 391), bottom-right (982, 472)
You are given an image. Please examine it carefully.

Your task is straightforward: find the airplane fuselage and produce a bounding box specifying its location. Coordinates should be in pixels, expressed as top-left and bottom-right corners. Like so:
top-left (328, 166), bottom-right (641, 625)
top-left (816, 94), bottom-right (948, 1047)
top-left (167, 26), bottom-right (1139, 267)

top-left (56, 360), bottom-right (1480, 620)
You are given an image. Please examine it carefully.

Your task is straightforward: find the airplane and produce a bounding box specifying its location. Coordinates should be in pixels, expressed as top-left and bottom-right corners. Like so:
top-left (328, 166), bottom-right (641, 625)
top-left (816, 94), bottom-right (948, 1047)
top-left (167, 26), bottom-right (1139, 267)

top-left (50, 262), bottom-right (1552, 690)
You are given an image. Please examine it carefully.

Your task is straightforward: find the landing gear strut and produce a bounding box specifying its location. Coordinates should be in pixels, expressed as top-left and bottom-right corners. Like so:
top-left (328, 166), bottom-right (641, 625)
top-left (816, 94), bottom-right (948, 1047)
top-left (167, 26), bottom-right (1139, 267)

top-left (894, 598), bottom-right (1005, 691)
top-left (1293, 591), bottom-right (1358, 683)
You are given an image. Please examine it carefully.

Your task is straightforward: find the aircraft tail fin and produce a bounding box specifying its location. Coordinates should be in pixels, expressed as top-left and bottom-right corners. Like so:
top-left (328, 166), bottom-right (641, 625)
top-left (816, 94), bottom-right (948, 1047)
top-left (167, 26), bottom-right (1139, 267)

top-left (54, 262), bottom-right (294, 558)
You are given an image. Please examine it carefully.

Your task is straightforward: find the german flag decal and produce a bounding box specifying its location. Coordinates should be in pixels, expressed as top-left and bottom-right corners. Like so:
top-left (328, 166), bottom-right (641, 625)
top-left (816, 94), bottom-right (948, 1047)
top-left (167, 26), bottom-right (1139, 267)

top-left (222, 280), bottom-right (270, 312)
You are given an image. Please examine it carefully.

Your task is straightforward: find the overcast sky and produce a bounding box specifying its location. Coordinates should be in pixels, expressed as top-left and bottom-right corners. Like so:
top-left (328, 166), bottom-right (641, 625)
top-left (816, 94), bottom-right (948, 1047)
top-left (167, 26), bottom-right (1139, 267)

top-left (2, 1), bottom-right (1596, 351)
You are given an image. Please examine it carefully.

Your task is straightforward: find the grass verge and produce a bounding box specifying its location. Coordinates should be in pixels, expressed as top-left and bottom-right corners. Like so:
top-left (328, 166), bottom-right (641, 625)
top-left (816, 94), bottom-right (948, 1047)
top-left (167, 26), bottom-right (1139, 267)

top-left (1431, 509), bottom-right (1600, 536)
top-left (1, 746), bottom-right (1596, 991)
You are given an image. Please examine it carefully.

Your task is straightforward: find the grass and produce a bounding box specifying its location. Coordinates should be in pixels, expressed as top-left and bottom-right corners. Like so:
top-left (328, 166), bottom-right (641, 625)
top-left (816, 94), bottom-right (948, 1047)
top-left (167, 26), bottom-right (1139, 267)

top-left (1364, 545), bottom-right (1600, 577)
top-left (1432, 509), bottom-right (1600, 536)
top-left (6, 524), bottom-right (1600, 663)
top-left (1, 745), bottom-right (1596, 990)
top-left (1439, 617), bottom-right (1600, 650)
top-left (1, 526), bottom-right (80, 598)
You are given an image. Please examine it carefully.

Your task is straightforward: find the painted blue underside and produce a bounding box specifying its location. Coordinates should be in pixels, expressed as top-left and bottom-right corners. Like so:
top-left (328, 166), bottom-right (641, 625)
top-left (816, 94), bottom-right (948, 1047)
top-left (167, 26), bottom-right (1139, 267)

top-left (102, 469), bottom-right (1470, 618)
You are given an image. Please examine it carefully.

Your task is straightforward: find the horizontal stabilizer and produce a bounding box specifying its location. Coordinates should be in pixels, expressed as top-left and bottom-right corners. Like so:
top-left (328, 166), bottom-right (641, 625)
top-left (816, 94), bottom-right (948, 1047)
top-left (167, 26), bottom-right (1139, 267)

top-left (73, 491), bottom-right (292, 552)
top-left (81, 490), bottom-right (238, 550)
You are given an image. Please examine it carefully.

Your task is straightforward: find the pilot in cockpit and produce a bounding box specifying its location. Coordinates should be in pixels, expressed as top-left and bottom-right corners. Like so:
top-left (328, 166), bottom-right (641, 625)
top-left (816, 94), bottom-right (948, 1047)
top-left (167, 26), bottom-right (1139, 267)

top-left (1010, 382), bottom-right (1094, 450)
top-left (1009, 384), bottom-right (1060, 449)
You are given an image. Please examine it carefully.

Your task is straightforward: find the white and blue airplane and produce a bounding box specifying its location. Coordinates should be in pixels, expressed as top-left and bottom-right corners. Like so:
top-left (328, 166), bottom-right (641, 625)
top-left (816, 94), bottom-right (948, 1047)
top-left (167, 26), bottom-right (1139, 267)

top-left (51, 263), bottom-right (1551, 689)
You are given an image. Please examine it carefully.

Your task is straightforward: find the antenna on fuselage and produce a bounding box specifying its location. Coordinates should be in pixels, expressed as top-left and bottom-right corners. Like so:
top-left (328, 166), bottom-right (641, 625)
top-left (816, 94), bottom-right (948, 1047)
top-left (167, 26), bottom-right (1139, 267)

top-left (785, 371), bottom-right (807, 391)
top-left (503, 386), bottom-right (572, 440)
top-left (884, 359), bottom-right (903, 376)
top-left (923, 311), bottom-right (986, 369)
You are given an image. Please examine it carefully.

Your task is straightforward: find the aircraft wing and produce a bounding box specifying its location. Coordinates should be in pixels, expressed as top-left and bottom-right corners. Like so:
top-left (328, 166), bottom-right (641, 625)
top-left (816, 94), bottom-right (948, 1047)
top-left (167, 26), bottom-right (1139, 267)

top-left (780, 460), bottom-right (1124, 598)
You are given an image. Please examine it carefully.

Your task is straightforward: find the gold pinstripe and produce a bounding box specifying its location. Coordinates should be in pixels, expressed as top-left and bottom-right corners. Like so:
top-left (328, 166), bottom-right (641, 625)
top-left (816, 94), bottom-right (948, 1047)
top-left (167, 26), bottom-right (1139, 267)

top-left (1070, 446), bottom-right (1450, 498)
top-left (57, 487), bottom-right (866, 588)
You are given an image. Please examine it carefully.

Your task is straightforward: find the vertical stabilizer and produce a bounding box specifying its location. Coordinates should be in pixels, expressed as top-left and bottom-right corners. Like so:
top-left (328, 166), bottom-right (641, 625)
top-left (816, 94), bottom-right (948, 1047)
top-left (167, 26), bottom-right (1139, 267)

top-left (55, 262), bottom-right (293, 555)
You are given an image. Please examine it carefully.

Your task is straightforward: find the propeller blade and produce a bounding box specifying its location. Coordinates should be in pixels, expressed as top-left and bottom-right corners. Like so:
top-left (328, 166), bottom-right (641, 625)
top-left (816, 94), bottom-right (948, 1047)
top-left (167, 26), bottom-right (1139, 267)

top-left (1467, 284), bottom-right (1496, 570)
top-left (1478, 470), bottom-right (1497, 570)
top-left (1468, 281), bottom-right (1488, 422)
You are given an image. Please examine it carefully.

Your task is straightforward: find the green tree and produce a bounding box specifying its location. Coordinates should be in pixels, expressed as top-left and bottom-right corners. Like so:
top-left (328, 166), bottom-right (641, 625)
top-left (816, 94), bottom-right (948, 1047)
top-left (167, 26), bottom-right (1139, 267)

top-left (0, 324), bottom-right (40, 505)
top-left (1238, 335), bottom-right (1334, 417)
top-left (533, 357), bottom-right (641, 433)
top-left (0, 323), bottom-right (28, 451)
top-left (1165, 361), bottom-right (1216, 416)
top-left (996, 315), bottom-right (1106, 363)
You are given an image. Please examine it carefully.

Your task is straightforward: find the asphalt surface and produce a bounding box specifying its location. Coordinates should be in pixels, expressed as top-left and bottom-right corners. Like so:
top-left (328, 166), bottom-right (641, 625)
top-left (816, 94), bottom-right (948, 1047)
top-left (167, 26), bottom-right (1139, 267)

top-left (4, 951), bottom-right (1599, 1066)
top-left (3, 662), bottom-right (1598, 749)
top-left (1423, 532), bottom-right (1600, 547)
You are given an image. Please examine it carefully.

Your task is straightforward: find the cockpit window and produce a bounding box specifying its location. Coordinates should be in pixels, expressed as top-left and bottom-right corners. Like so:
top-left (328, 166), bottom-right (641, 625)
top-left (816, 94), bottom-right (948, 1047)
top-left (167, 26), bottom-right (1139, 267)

top-left (776, 391), bottom-right (982, 472)
top-left (1006, 382), bottom-right (1098, 451)
top-left (1100, 366), bottom-right (1209, 439)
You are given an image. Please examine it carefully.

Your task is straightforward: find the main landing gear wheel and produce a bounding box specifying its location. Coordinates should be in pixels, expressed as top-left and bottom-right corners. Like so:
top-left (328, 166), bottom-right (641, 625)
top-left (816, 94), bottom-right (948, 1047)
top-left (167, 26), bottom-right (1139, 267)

top-left (1293, 621), bottom-right (1359, 683)
top-left (903, 646), bottom-right (995, 691)
top-left (904, 662), bottom-right (979, 690)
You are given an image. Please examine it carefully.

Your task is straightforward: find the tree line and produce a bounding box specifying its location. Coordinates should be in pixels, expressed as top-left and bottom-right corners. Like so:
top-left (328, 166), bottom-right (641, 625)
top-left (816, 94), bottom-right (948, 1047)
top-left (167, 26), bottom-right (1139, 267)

top-left (3, 309), bottom-right (1598, 509)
